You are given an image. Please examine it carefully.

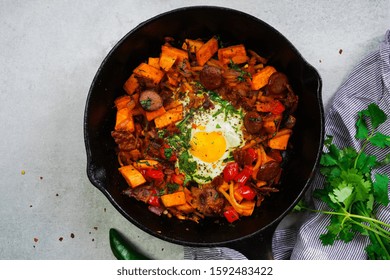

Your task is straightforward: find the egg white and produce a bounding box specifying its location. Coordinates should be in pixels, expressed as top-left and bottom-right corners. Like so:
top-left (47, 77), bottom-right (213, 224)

top-left (188, 104), bottom-right (244, 184)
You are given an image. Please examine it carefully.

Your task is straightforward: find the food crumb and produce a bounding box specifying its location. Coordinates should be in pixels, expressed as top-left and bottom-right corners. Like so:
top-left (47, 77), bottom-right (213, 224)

top-left (70, 233), bottom-right (75, 238)
top-left (59, 237), bottom-right (63, 241)
top-left (93, 227), bottom-right (98, 230)
top-left (339, 49), bottom-right (343, 54)
top-left (33, 237), bottom-right (38, 243)
top-left (21, 170), bottom-right (26, 175)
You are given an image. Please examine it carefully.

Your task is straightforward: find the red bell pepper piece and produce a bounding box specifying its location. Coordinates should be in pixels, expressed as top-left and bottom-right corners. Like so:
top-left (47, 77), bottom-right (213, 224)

top-left (223, 206), bottom-right (240, 223)
top-left (245, 148), bottom-right (258, 164)
top-left (147, 189), bottom-right (161, 207)
top-left (237, 185), bottom-right (256, 200)
top-left (145, 169), bottom-right (164, 180)
top-left (270, 100), bottom-right (285, 115)
top-left (223, 162), bottom-right (239, 182)
top-left (234, 165), bottom-right (253, 186)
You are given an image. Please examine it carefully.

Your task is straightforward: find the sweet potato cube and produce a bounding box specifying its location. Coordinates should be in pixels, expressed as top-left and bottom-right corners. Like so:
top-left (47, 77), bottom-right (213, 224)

top-left (182, 39), bottom-right (204, 53)
top-left (145, 106), bottom-right (166, 121)
top-left (251, 66), bottom-right (277, 90)
top-left (268, 133), bottom-right (291, 150)
top-left (114, 95), bottom-right (131, 110)
top-left (154, 105), bottom-right (183, 129)
top-left (159, 45), bottom-right (189, 71)
top-left (218, 44), bottom-right (248, 65)
top-left (115, 107), bottom-right (135, 132)
top-left (133, 159), bottom-right (160, 169)
top-left (196, 37), bottom-right (219, 66)
top-left (133, 62), bottom-right (164, 85)
top-left (160, 191), bottom-right (186, 207)
top-left (119, 165), bottom-right (146, 188)
top-left (175, 202), bottom-right (194, 213)
top-left (123, 74), bottom-right (139, 95)
top-left (148, 57), bottom-right (160, 69)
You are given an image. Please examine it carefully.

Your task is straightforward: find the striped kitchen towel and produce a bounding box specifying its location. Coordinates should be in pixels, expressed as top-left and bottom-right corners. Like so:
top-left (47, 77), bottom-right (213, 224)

top-left (184, 29), bottom-right (390, 260)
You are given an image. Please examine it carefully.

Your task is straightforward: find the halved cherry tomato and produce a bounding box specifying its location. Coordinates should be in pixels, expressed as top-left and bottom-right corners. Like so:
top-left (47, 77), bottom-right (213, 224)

top-left (237, 185), bottom-right (256, 200)
top-left (223, 162), bottom-right (239, 182)
top-left (234, 165), bottom-right (253, 186)
top-left (147, 189), bottom-right (161, 207)
top-left (223, 206), bottom-right (240, 223)
top-left (145, 169), bottom-right (164, 180)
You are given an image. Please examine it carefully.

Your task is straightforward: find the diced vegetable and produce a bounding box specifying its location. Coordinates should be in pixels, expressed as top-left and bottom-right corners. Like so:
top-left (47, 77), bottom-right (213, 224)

top-left (114, 95), bottom-right (131, 110)
top-left (115, 107), bottom-right (134, 132)
top-left (145, 169), bottom-right (164, 180)
top-left (234, 165), bottom-right (253, 186)
top-left (250, 66), bottom-right (277, 90)
top-left (256, 100), bottom-right (285, 115)
top-left (145, 106), bottom-right (166, 121)
top-left (236, 185), bottom-right (256, 200)
top-left (160, 191), bottom-right (186, 207)
top-left (159, 45), bottom-right (189, 71)
top-left (175, 202), bottom-right (194, 213)
top-left (133, 62), bottom-right (165, 85)
top-left (268, 133), bottom-right (291, 150)
top-left (154, 105), bottom-right (183, 128)
top-left (147, 189), bottom-right (161, 207)
top-left (223, 162), bottom-right (239, 182)
top-left (218, 44), bottom-right (248, 65)
top-left (133, 160), bottom-right (159, 169)
top-left (196, 37), bottom-right (219, 66)
top-left (182, 39), bottom-right (204, 53)
top-left (123, 74), bottom-right (139, 95)
top-left (223, 206), bottom-right (240, 223)
top-left (119, 165), bottom-right (146, 188)
top-left (148, 57), bottom-right (160, 69)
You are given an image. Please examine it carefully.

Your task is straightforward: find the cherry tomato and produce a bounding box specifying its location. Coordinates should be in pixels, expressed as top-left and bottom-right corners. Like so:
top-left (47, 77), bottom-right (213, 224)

top-left (147, 189), bottom-right (161, 207)
top-left (237, 185), bottom-right (256, 200)
top-left (145, 169), bottom-right (164, 180)
top-left (234, 165), bottom-right (253, 186)
top-left (223, 206), bottom-right (240, 223)
top-left (223, 162), bottom-right (239, 182)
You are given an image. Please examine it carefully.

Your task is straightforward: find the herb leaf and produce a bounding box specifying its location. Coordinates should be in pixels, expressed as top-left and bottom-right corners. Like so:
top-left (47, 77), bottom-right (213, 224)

top-left (305, 102), bottom-right (390, 259)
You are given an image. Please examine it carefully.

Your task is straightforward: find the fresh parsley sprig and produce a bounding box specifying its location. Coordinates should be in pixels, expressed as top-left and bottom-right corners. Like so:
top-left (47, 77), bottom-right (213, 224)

top-left (299, 103), bottom-right (390, 260)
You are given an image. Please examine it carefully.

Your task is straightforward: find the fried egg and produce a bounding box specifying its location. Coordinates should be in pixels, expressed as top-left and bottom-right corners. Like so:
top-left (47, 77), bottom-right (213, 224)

top-left (186, 104), bottom-right (244, 184)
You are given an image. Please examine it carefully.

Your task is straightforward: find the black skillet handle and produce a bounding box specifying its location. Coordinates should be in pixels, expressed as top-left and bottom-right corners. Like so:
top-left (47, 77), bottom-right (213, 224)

top-left (225, 223), bottom-right (278, 260)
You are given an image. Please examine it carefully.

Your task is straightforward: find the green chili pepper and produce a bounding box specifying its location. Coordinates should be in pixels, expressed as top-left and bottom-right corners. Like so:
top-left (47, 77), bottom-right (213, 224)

top-left (109, 228), bottom-right (150, 260)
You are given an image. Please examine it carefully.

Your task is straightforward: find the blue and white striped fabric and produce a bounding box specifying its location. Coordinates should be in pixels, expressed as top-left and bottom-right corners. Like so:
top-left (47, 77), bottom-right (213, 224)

top-left (184, 29), bottom-right (390, 260)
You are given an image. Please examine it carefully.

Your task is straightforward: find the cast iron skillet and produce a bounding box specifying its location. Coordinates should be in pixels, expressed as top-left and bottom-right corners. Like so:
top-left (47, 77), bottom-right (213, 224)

top-left (84, 6), bottom-right (324, 259)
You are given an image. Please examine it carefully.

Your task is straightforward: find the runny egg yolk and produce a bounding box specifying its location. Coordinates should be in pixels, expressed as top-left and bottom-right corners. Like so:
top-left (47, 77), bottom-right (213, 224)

top-left (189, 131), bottom-right (227, 163)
